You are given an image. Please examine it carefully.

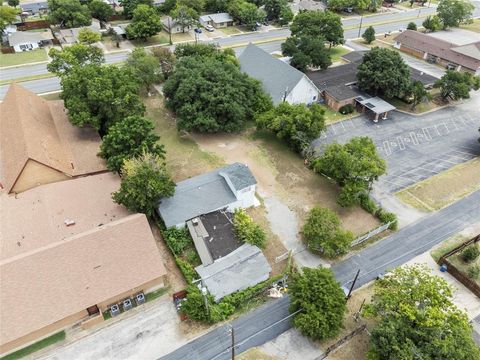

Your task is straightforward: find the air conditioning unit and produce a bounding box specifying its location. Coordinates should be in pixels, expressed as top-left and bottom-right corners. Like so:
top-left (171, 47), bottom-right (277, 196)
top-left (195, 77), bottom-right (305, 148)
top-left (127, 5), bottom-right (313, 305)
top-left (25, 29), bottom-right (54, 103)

top-left (192, 218), bottom-right (199, 226)
top-left (136, 293), bottom-right (145, 305)
top-left (123, 299), bottom-right (133, 311)
top-left (110, 304), bottom-right (120, 317)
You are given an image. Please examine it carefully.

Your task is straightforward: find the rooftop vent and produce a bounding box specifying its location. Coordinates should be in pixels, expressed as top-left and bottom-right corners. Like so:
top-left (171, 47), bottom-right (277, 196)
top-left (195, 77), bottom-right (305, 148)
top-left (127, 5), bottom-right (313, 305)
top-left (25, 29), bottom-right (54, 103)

top-left (64, 219), bottom-right (75, 226)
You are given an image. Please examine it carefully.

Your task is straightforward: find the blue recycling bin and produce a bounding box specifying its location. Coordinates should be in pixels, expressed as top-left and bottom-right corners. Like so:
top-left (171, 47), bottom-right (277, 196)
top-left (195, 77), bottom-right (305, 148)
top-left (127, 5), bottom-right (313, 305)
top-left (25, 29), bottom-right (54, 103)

top-left (440, 264), bottom-right (448, 272)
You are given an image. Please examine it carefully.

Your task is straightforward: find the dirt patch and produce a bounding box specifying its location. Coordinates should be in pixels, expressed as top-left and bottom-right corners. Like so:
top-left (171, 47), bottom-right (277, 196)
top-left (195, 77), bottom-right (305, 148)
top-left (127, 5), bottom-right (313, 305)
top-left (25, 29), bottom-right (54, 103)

top-left (396, 158), bottom-right (480, 211)
top-left (238, 348), bottom-right (280, 360)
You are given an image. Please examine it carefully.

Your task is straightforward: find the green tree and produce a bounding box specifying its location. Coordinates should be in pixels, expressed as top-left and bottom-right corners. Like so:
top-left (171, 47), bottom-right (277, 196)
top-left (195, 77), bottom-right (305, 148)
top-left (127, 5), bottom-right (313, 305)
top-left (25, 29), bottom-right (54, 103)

top-left (119, 0), bottom-right (153, 18)
top-left (289, 268), bottom-right (346, 340)
top-left (160, 0), bottom-right (177, 13)
top-left (290, 10), bottom-right (344, 48)
top-left (364, 265), bottom-right (480, 360)
top-left (257, 102), bottom-right (325, 153)
top-left (313, 137), bottom-right (386, 206)
top-left (0, 5), bottom-right (18, 33)
top-left (408, 80), bottom-right (429, 110)
top-left (88, 0), bottom-right (115, 21)
top-left (163, 55), bottom-right (272, 132)
top-left (282, 35), bottom-right (332, 72)
top-left (437, 0), bottom-right (474, 29)
top-left (126, 4), bottom-right (162, 40)
top-left (264, 0), bottom-right (286, 20)
top-left (170, 5), bottom-right (198, 33)
top-left (125, 48), bottom-right (160, 91)
top-left (362, 26), bottom-right (375, 44)
top-left (434, 70), bottom-right (480, 101)
top-left (177, 0), bottom-right (204, 13)
top-left (356, 47), bottom-right (411, 98)
top-left (279, 5), bottom-right (293, 25)
top-left (48, 0), bottom-right (91, 28)
top-left (233, 209), bottom-right (266, 249)
top-left (47, 44), bottom-right (104, 76)
top-left (60, 64), bottom-right (145, 133)
top-left (152, 47), bottom-right (176, 79)
top-left (238, 1), bottom-right (265, 30)
top-left (422, 14), bottom-right (442, 32)
top-left (99, 115), bottom-right (165, 172)
top-left (7, 0), bottom-right (19, 8)
top-left (205, 0), bottom-right (229, 12)
top-left (301, 207), bottom-right (354, 257)
top-left (113, 152), bottom-right (175, 217)
top-left (174, 42), bottom-right (238, 65)
top-left (77, 28), bottom-right (101, 44)
top-left (406, 21), bottom-right (417, 30)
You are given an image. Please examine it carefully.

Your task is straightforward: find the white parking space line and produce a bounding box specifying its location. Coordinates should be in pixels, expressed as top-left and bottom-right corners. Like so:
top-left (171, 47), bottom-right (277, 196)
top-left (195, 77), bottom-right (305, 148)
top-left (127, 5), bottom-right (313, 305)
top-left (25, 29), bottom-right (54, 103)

top-left (422, 128), bottom-right (432, 141)
top-left (383, 141), bottom-right (392, 156)
top-left (396, 136), bottom-right (405, 150)
top-left (410, 132), bottom-right (419, 145)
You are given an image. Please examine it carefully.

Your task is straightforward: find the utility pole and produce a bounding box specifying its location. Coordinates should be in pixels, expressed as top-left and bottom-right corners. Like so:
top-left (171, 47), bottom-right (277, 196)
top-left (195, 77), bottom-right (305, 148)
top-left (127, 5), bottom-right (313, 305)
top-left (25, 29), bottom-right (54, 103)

top-left (357, 15), bottom-right (364, 38)
top-left (230, 325), bottom-right (235, 360)
top-left (168, 17), bottom-right (172, 45)
top-left (346, 269), bottom-right (360, 300)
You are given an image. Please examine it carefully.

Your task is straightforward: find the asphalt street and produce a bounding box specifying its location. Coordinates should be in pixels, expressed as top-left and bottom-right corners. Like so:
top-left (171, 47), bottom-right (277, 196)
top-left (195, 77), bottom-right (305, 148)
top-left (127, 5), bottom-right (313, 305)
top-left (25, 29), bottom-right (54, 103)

top-left (313, 95), bottom-right (480, 193)
top-left (159, 296), bottom-right (292, 360)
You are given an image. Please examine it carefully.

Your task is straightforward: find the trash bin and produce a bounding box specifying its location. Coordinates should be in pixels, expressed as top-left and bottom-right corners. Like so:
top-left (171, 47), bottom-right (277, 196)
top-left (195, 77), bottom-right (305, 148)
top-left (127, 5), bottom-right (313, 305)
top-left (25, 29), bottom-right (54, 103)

top-left (440, 264), bottom-right (448, 272)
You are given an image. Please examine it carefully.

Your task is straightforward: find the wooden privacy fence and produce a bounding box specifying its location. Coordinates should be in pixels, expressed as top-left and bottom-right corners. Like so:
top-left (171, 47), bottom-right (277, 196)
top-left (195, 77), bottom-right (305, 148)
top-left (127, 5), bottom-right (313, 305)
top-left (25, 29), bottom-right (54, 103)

top-left (438, 234), bottom-right (480, 298)
top-left (16, 20), bottom-right (50, 31)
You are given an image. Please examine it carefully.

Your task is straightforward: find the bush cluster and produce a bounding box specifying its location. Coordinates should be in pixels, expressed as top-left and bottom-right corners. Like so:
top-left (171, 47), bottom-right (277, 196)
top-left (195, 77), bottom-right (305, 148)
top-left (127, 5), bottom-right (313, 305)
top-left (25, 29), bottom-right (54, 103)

top-left (163, 227), bottom-right (192, 255)
top-left (376, 209), bottom-right (398, 230)
top-left (175, 257), bottom-right (198, 283)
top-left (468, 265), bottom-right (480, 279)
top-left (339, 104), bottom-right (354, 115)
top-left (462, 244), bottom-right (480, 263)
top-left (233, 209), bottom-right (267, 249)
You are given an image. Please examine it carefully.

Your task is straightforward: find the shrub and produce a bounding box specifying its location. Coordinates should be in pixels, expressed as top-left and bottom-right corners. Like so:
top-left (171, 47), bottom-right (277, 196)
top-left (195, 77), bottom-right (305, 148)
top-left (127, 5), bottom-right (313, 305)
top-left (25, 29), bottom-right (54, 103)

top-left (376, 209), bottom-right (398, 230)
top-left (468, 265), bottom-right (480, 279)
top-left (185, 249), bottom-right (200, 265)
top-left (339, 104), bottom-right (355, 115)
top-left (359, 193), bottom-right (378, 214)
top-left (163, 227), bottom-right (192, 255)
top-left (407, 22), bottom-right (417, 31)
top-left (175, 256), bottom-right (197, 283)
top-left (181, 284), bottom-right (214, 322)
top-left (462, 244), bottom-right (480, 263)
top-left (233, 209), bottom-right (267, 249)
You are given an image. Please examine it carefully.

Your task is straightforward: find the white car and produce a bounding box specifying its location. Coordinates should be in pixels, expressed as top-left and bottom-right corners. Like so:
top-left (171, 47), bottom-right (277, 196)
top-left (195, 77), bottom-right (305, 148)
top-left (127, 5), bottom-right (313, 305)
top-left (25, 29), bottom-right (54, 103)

top-left (204, 24), bottom-right (214, 32)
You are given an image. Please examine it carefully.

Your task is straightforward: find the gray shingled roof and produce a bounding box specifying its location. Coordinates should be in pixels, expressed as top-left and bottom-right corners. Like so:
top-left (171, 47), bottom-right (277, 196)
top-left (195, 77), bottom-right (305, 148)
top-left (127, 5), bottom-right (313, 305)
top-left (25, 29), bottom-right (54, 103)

top-left (20, 1), bottom-right (48, 13)
top-left (238, 43), bottom-right (306, 104)
top-left (8, 30), bottom-right (53, 47)
top-left (157, 163), bottom-right (256, 228)
top-left (200, 13), bottom-right (233, 23)
top-left (196, 244), bottom-right (271, 301)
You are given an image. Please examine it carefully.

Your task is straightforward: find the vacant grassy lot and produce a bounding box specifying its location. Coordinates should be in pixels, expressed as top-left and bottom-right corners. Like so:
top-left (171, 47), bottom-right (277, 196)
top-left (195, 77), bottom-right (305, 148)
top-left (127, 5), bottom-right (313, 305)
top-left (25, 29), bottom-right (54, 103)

top-left (461, 19), bottom-right (480, 33)
top-left (0, 49), bottom-right (48, 67)
top-left (448, 245), bottom-right (480, 286)
top-left (430, 233), bottom-right (469, 262)
top-left (132, 32), bottom-right (170, 47)
top-left (396, 158), bottom-right (480, 211)
top-left (238, 349), bottom-right (279, 360)
top-left (388, 89), bottom-right (446, 114)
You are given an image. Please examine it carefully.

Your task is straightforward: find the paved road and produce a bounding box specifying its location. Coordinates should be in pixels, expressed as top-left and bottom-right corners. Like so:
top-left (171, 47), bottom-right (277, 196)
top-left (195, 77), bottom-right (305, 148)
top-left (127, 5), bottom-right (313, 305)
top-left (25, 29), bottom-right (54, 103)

top-left (332, 189), bottom-right (480, 289)
top-left (313, 94), bottom-right (480, 193)
top-left (159, 296), bottom-right (292, 360)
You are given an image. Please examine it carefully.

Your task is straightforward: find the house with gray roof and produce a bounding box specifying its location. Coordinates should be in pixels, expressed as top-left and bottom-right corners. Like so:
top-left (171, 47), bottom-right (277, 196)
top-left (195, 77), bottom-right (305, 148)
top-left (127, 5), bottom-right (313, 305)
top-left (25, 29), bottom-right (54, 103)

top-left (20, 1), bottom-right (48, 15)
top-left (199, 13), bottom-right (233, 28)
top-left (158, 163), bottom-right (258, 228)
top-left (196, 243), bottom-right (271, 301)
top-left (238, 43), bottom-right (320, 105)
top-left (8, 30), bottom-right (53, 52)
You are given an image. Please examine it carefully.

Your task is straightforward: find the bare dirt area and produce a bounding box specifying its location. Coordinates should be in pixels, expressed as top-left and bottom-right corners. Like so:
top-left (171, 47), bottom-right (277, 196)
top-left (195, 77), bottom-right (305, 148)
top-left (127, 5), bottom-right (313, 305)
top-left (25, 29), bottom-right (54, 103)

top-left (396, 158), bottom-right (480, 211)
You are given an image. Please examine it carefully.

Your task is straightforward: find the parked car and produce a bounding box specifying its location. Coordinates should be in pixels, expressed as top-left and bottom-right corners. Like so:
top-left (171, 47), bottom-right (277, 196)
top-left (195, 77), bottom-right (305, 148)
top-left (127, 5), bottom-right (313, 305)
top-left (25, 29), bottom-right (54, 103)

top-left (194, 28), bottom-right (202, 33)
top-left (204, 24), bottom-right (214, 32)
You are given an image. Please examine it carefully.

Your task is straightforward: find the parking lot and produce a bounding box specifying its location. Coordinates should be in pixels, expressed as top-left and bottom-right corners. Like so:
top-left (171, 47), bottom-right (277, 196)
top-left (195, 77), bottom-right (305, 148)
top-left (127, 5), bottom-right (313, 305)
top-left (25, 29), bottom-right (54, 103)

top-left (313, 93), bottom-right (480, 194)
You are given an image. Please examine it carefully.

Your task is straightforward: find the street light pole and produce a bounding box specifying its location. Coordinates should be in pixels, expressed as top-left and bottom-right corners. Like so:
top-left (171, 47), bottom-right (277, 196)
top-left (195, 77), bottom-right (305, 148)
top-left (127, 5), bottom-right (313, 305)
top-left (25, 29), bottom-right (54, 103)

top-left (230, 325), bottom-right (235, 360)
top-left (346, 269), bottom-right (361, 300)
top-left (357, 15), bottom-right (364, 38)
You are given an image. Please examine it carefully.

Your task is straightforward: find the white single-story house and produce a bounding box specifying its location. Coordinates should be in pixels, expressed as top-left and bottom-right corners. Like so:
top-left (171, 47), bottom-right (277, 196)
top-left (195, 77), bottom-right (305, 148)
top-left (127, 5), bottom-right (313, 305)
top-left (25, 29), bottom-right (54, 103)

top-left (238, 43), bottom-right (320, 105)
top-left (20, 1), bottom-right (49, 15)
top-left (7, 29), bottom-right (54, 52)
top-left (199, 13), bottom-right (233, 28)
top-left (161, 16), bottom-right (194, 34)
top-left (157, 163), bottom-right (258, 228)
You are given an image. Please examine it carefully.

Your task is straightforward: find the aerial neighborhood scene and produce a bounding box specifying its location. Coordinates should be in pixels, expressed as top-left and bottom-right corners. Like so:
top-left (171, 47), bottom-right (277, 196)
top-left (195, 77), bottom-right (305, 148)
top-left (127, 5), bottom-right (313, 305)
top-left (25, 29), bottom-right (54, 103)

top-left (1, 0), bottom-right (480, 358)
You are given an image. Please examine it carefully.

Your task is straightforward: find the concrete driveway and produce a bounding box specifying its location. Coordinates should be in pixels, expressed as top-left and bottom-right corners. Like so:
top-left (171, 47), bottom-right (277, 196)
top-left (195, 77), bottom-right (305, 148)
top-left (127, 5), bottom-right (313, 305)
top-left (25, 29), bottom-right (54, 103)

top-left (313, 92), bottom-right (480, 194)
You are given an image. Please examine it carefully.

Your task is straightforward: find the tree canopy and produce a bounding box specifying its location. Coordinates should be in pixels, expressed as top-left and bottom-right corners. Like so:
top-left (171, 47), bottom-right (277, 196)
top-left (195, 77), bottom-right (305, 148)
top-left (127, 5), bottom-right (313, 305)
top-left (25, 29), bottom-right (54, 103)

top-left (422, 15), bottom-right (442, 32)
top-left (364, 264), bottom-right (480, 360)
top-left (313, 136), bottom-right (386, 206)
top-left (290, 10), bottom-right (344, 47)
top-left (126, 4), bottom-right (162, 40)
top-left (77, 28), bottom-right (101, 44)
top-left (119, 0), bottom-right (153, 18)
top-left (177, 0), bottom-right (204, 13)
top-left (282, 35), bottom-right (332, 72)
top-left (356, 47), bottom-right (411, 98)
top-left (362, 26), bottom-right (375, 44)
top-left (113, 152), bottom-right (175, 217)
top-left (60, 64), bottom-right (145, 134)
top-left (163, 55), bottom-right (271, 132)
top-left (434, 70), bottom-right (480, 101)
top-left (0, 5), bottom-right (17, 33)
top-left (301, 207), bottom-right (354, 257)
top-left (48, 0), bottom-right (91, 28)
top-left (99, 116), bottom-right (165, 172)
top-left (408, 80), bottom-right (429, 109)
top-left (257, 102), bottom-right (325, 153)
top-left (170, 5), bottom-right (198, 33)
top-left (125, 48), bottom-right (161, 91)
top-left (327, 0), bottom-right (381, 12)
top-left (264, 0), bottom-right (292, 23)
top-left (88, 0), bottom-right (115, 21)
top-left (228, 0), bottom-right (265, 30)
top-left (289, 267), bottom-right (346, 340)
top-left (47, 44), bottom-right (104, 76)
top-left (152, 47), bottom-right (176, 79)
top-left (437, 0), bottom-right (474, 29)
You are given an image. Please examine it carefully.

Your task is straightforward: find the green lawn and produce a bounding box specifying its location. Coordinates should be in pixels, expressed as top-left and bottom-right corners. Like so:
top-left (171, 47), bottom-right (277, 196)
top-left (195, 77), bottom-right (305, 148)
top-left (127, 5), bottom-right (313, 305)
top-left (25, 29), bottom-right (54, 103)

top-left (0, 49), bottom-right (48, 67)
top-left (461, 19), bottom-right (480, 33)
top-left (220, 26), bottom-right (242, 35)
top-left (132, 32), bottom-right (170, 47)
top-left (319, 105), bottom-right (358, 124)
top-left (329, 46), bottom-right (351, 62)
top-left (1, 331), bottom-right (65, 360)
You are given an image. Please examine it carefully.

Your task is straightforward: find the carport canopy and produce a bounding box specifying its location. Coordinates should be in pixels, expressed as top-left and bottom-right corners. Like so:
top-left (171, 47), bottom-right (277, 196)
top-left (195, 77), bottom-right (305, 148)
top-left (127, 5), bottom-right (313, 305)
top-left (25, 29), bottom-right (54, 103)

top-left (355, 96), bottom-right (396, 115)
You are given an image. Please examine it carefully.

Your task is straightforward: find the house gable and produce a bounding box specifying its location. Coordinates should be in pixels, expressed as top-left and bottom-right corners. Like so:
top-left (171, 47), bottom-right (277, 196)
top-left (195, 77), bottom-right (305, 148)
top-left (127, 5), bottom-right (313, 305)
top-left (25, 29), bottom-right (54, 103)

top-left (11, 159), bottom-right (70, 194)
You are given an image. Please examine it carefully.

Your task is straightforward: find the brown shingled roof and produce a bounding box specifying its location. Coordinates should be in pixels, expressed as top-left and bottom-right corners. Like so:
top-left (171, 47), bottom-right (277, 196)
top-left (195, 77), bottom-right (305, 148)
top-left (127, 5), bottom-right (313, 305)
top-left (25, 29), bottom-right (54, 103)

top-left (1, 213), bottom-right (167, 348)
top-left (0, 84), bottom-right (106, 193)
top-left (394, 30), bottom-right (480, 72)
